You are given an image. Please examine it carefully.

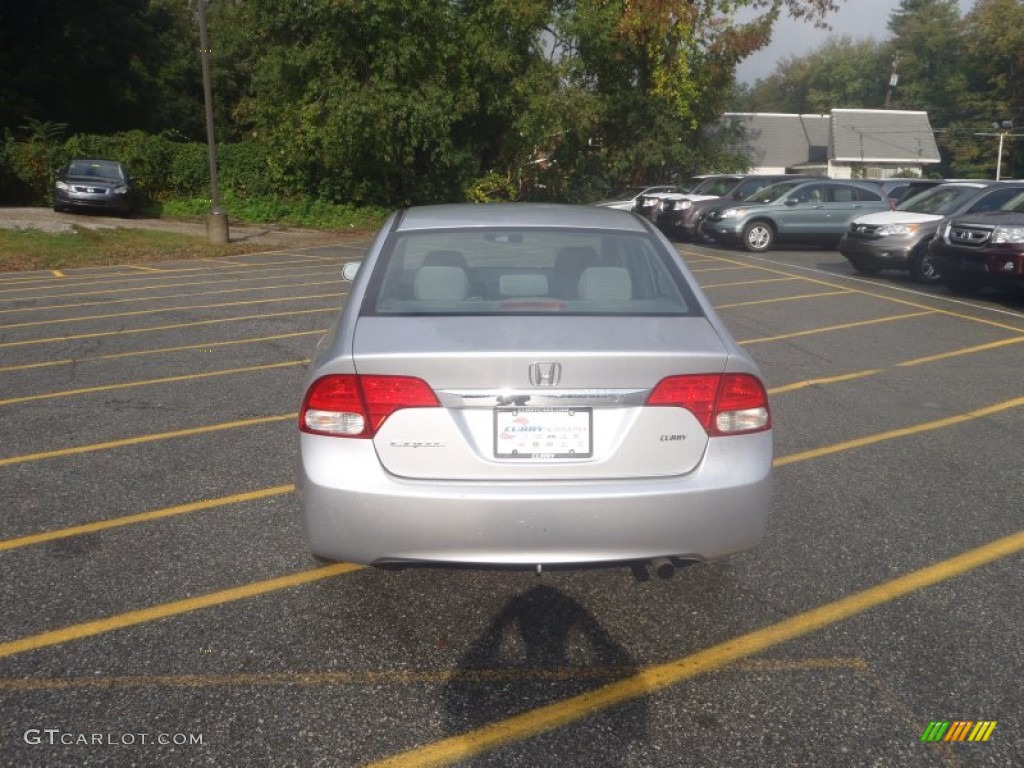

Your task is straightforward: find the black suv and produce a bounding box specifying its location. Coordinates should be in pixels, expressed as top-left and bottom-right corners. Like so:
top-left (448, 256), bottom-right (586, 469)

top-left (930, 189), bottom-right (1024, 295)
top-left (656, 174), bottom-right (808, 241)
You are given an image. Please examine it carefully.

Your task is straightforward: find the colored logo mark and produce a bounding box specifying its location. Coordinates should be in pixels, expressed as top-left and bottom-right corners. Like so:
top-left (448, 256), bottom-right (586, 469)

top-left (921, 721), bottom-right (997, 742)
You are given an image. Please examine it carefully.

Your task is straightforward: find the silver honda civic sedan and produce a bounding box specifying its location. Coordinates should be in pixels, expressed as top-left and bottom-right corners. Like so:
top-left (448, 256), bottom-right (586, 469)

top-left (298, 204), bottom-right (772, 573)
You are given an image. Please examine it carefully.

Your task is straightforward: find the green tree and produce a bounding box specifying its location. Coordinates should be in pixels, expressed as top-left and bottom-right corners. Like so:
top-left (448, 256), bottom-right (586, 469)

top-left (737, 38), bottom-right (890, 112)
top-left (1, 0), bottom-right (845, 206)
top-left (0, 0), bottom-right (203, 137)
top-left (921, 0), bottom-right (1024, 177)
top-left (886, 0), bottom-right (964, 124)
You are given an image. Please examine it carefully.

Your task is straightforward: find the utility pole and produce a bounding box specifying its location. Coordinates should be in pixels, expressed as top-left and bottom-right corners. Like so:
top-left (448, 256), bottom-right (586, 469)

top-left (196, 0), bottom-right (228, 244)
top-left (975, 121), bottom-right (1023, 180)
top-left (884, 52), bottom-right (900, 109)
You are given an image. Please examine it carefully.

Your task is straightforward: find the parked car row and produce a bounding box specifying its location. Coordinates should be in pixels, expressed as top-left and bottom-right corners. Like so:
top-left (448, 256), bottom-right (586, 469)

top-left (655, 175), bottom-right (807, 241)
top-left (698, 178), bottom-right (893, 252)
top-left (838, 181), bottom-right (1024, 284)
top-left (609, 174), bottom-right (1023, 295)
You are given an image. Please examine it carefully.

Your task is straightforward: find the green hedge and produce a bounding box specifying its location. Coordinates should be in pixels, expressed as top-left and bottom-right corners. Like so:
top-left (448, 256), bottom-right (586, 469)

top-left (1, 130), bottom-right (313, 207)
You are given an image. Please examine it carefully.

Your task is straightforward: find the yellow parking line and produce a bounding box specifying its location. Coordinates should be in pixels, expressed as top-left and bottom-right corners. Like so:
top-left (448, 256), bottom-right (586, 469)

top-left (50, 270), bottom-right (64, 278)
top-left (0, 360), bottom-right (308, 407)
top-left (695, 251), bottom-right (1024, 335)
top-left (898, 336), bottom-right (1024, 367)
top-left (0, 265), bottom-right (336, 303)
top-left (0, 563), bottom-right (363, 659)
top-left (204, 257), bottom-right (251, 267)
top-left (0, 275), bottom-right (340, 317)
top-left (768, 369), bottom-right (884, 395)
top-left (0, 395), bottom-right (1019, 666)
top-left (0, 330), bottom-right (325, 373)
top-left (700, 277), bottom-right (800, 289)
top-left (740, 311), bottom-right (935, 344)
top-left (0, 667), bottom-right (631, 691)
top-left (715, 290), bottom-right (851, 310)
top-left (0, 292), bottom-right (340, 330)
top-left (0, 259), bottom-right (341, 296)
top-left (0, 307), bottom-right (335, 349)
top-left (122, 255), bottom-right (345, 272)
top-left (774, 395), bottom-right (1024, 467)
top-left (768, 336), bottom-right (1024, 396)
top-left (0, 658), bottom-right (870, 692)
top-left (0, 485), bottom-right (294, 552)
top-left (128, 264), bottom-right (165, 272)
top-left (364, 528), bottom-right (1024, 768)
top-left (0, 413), bottom-right (296, 468)
top-left (688, 265), bottom-right (749, 273)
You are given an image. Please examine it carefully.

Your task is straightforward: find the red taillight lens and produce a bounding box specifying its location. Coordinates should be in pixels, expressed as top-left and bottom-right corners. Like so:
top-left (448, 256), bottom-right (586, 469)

top-left (646, 374), bottom-right (721, 428)
top-left (300, 374), bottom-right (439, 437)
top-left (647, 373), bottom-right (770, 436)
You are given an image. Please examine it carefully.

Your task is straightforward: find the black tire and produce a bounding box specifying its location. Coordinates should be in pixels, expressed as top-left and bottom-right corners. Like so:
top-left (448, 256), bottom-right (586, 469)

top-left (908, 243), bottom-right (942, 284)
top-left (741, 221), bottom-right (774, 252)
top-left (847, 255), bottom-right (882, 275)
top-left (695, 219), bottom-right (715, 243)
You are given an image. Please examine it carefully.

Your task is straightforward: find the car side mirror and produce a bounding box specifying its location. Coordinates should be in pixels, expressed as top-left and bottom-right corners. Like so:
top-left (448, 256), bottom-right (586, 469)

top-left (342, 261), bottom-right (361, 281)
top-left (784, 198), bottom-right (799, 207)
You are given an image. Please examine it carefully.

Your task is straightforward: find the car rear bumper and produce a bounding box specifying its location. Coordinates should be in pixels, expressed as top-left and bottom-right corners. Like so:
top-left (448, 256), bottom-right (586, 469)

top-left (297, 431), bottom-right (772, 567)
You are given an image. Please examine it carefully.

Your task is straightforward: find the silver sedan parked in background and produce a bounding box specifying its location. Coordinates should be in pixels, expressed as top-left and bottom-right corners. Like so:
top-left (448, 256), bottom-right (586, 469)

top-left (298, 204), bottom-right (772, 575)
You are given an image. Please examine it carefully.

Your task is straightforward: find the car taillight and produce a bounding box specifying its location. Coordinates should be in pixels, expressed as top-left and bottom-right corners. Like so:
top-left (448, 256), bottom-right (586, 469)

top-left (300, 374), bottom-right (439, 437)
top-left (647, 373), bottom-right (771, 436)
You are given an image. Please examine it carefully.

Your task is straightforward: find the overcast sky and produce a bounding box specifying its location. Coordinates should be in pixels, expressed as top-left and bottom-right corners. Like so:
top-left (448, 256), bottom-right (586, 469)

top-left (736, 0), bottom-right (976, 84)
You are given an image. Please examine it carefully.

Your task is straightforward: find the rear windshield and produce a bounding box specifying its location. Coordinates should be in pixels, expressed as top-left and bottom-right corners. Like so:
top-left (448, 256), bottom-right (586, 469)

top-left (363, 228), bottom-right (701, 316)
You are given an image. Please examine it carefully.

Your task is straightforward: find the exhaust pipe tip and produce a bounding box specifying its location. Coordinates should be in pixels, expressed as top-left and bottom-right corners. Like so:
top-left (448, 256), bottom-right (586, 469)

top-left (651, 557), bottom-right (675, 579)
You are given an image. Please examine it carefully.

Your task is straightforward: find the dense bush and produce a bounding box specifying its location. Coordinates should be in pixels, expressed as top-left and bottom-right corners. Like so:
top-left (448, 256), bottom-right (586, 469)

top-left (0, 130), bottom-right (388, 227)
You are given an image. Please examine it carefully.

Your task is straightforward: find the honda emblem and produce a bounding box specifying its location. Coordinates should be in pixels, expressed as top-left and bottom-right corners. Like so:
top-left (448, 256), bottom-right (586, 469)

top-left (529, 362), bottom-right (562, 387)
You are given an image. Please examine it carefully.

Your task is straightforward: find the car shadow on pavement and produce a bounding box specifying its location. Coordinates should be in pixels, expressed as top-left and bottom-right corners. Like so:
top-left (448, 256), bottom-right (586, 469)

top-left (442, 584), bottom-right (648, 759)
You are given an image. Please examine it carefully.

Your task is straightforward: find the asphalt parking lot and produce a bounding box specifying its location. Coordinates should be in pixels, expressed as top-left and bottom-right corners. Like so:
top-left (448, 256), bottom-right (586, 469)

top-left (1, 233), bottom-right (1021, 767)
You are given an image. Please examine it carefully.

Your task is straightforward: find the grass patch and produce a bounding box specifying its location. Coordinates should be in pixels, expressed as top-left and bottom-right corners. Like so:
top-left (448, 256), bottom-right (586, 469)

top-left (0, 195), bottom-right (392, 272)
top-left (0, 226), bottom-right (288, 272)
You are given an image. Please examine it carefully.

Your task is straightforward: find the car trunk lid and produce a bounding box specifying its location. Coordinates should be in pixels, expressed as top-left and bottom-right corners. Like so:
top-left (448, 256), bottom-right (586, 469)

top-left (351, 315), bottom-right (727, 480)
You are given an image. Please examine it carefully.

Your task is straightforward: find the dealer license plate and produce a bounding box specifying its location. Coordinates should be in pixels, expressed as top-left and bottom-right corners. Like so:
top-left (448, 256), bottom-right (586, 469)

top-left (493, 407), bottom-right (592, 459)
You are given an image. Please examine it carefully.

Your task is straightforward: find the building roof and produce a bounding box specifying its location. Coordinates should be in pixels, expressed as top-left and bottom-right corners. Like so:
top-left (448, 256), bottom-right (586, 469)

top-left (724, 113), bottom-right (830, 168)
top-left (722, 109), bottom-right (941, 168)
top-left (830, 109), bottom-right (940, 163)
